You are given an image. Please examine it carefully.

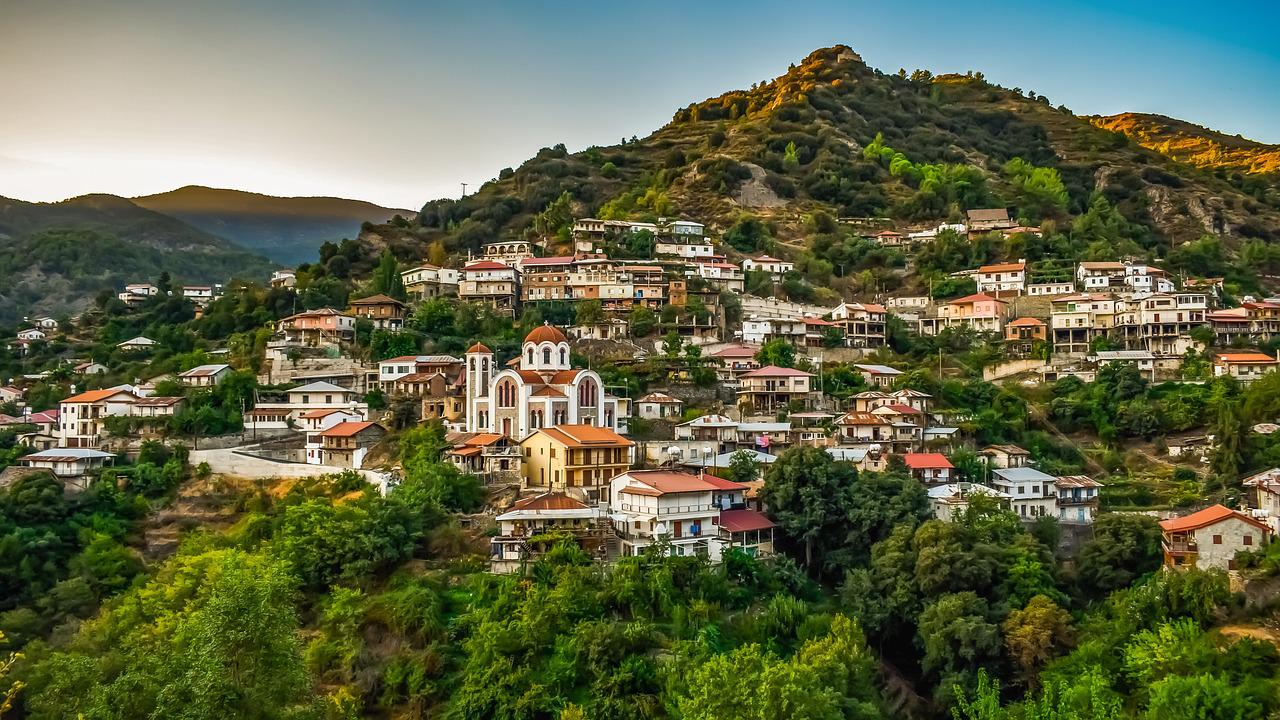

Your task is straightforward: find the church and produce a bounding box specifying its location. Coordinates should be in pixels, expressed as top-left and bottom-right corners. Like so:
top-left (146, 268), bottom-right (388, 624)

top-left (465, 324), bottom-right (620, 440)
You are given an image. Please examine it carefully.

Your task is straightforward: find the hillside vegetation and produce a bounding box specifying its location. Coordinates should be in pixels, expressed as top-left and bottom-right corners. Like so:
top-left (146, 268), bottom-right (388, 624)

top-left (1094, 112), bottom-right (1280, 176)
top-left (133, 186), bottom-right (411, 265)
top-left (0, 194), bottom-right (272, 324)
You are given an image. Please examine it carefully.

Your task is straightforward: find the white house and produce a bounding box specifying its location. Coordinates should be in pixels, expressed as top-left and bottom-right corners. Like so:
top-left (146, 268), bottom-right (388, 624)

top-left (990, 467), bottom-right (1058, 519)
top-left (117, 336), bottom-right (158, 353)
top-left (975, 260), bottom-right (1026, 297)
top-left (928, 483), bottom-right (1010, 522)
top-left (178, 364), bottom-right (232, 387)
top-left (609, 470), bottom-right (772, 560)
top-left (21, 448), bottom-right (114, 490)
top-left (741, 255), bottom-right (795, 278)
top-left (1160, 504), bottom-right (1272, 571)
top-left (636, 392), bottom-right (684, 420)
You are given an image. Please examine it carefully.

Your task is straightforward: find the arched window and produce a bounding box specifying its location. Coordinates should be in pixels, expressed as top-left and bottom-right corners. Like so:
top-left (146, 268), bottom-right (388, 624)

top-left (497, 380), bottom-right (516, 408)
top-left (542, 348), bottom-right (552, 365)
top-left (578, 378), bottom-right (597, 407)
top-left (559, 347), bottom-right (567, 365)
top-left (526, 347), bottom-right (534, 364)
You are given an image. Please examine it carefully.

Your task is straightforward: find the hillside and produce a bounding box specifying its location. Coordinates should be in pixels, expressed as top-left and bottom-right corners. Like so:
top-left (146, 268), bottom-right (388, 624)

top-left (1093, 112), bottom-right (1280, 176)
top-left (391, 45), bottom-right (1280, 274)
top-left (0, 194), bottom-right (272, 325)
top-left (133, 185), bottom-right (412, 265)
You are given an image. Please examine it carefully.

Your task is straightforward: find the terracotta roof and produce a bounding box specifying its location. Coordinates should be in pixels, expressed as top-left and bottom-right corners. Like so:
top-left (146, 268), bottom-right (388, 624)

top-left (740, 365), bottom-right (814, 378)
top-left (880, 403), bottom-right (922, 414)
top-left (978, 262), bottom-right (1025, 273)
top-left (381, 355), bottom-right (421, 364)
top-left (535, 424), bottom-right (633, 448)
top-left (549, 369), bottom-right (583, 384)
top-left (515, 370), bottom-right (547, 384)
top-left (699, 473), bottom-right (746, 490)
top-left (1078, 261), bottom-right (1126, 271)
top-left (466, 342), bottom-right (492, 354)
top-left (1159, 504), bottom-right (1271, 533)
top-left (531, 386), bottom-right (566, 398)
top-left (319, 421), bottom-right (381, 438)
top-left (903, 453), bottom-right (953, 470)
top-left (638, 392), bottom-right (681, 404)
top-left (350, 294), bottom-right (406, 307)
top-left (465, 260), bottom-right (510, 271)
top-left (619, 470), bottom-right (740, 495)
top-left (298, 408), bottom-right (354, 420)
top-left (451, 432), bottom-right (506, 448)
top-left (1055, 475), bottom-right (1102, 489)
top-left (525, 324), bottom-right (568, 345)
top-left (62, 388), bottom-right (136, 404)
top-left (510, 492), bottom-right (590, 511)
top-left (1217, 353), bottom-right (1278, 364)
top-left (1007, 317), bottom-right (1046, 327)
top-left (948, 293), bottom-right (1005, 305)
top-left (719, 508), bottom-right (776, 533)
top-left (837, 412), bottom-right (887, 425)
top-left (874, 230), bottom-right (903, 237)
top-left (712, 344), bottom-right (761, 358)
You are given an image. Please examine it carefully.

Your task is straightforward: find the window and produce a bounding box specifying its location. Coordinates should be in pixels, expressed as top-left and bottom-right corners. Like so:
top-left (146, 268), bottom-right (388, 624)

top-left (1213, 535), bottom-right (1222, 545)
top-left (543, 348), bottom-right (552, 365)
top-left (1244, 535), bottom-right (1254, 546)
top-left (560, 348), bottom-right (567, 365)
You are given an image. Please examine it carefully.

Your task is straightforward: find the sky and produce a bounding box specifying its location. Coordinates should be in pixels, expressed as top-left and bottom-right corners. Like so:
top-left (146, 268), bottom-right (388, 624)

top-left (1, 0), bottom-right (1277, 210)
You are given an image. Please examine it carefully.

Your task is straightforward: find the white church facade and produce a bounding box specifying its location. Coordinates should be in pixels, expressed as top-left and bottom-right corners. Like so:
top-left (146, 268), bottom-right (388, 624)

top-left (465, 324), bottom-right (620, 440)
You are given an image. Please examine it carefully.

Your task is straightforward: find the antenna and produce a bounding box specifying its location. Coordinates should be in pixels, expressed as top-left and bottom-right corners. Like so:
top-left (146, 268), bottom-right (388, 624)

top-left (460, 182), bottom-right (468, 197)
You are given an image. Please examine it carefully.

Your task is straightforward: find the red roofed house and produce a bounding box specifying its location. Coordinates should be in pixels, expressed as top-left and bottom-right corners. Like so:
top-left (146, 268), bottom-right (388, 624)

top-left (519, 423), bottom-right (634, 502)
top-left (829, 302), bottom-right (888, 348)
top-left (741, 255), bottom-right (795, 278)
top-left (920, 293), bottom-right (1010, 336)
top-left (1004, 317), bottom-right (1047, 356)
top-left (317, 421), bottom-right (386, 469)
top-left (609, 470), bottom-right (772, 559)
top-left (446, 431), bottom-right (521, 482)
top-left (300, 408), bottom-right (365, 464)
top-left (711, 344), bottom-right (763, 383)
top-left (518, 256), bottom-right (576, 302)
top-left (903, 452), bottom-right (954, 486)
top-left (491, 491), bottom-right (606, 573)
top-left (277, 308), bottom-right (356, 346)
top-left (1160, 504), bottom-right (1272, 571)
top-left (736, 365), bottom-right (816, 414)
top-left (976, 260), bottom-right (1027, 297)
top-left (1214, 352), bottom-right (1280, 385)
top-left (349, 293), bottom-right (408, 330)
top-left (58, 387), bottom-right (141, 448)
top-left (460, 260), bottom-right (519, 313)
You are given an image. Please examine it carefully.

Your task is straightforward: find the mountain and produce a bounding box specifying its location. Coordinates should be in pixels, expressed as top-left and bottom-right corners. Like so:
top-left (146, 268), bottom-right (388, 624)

top-left (133, 186), bottom-right (412, 265)
top-left (1091, 112), bottom-right (1280, 176)
top-left (0, 194), bottom-right (273, 325)
top-left (394, 45), bottom-right (1280, 276)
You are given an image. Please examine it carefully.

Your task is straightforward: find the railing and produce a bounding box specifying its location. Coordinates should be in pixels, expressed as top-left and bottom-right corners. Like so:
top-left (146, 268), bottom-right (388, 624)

top-left (1164, 541), bottom-right (1198, 554)
top-left (618, 503), bottom-right (714, 514)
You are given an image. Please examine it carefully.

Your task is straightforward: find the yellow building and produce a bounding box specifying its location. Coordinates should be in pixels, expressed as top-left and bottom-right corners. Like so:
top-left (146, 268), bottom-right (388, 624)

top-left (519, 424), bottom-right (634, 503)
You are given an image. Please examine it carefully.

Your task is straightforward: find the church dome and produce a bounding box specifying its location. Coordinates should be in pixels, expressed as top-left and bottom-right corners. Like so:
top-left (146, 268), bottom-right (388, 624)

top-left (524, 323), bottom-right (567, 345)
top-left (466, 342), bottom-right (492, 354)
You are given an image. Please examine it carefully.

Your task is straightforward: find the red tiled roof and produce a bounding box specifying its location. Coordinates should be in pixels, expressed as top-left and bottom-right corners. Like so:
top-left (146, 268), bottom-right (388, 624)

top-left (319, 421), bottom-right (381, 438)
top-left (531, 386), bottom-right (566, 398)
top-left (699, 473), bottom-right (745, 490)
top-left (740, 365), bottom-right (813, 378)
top-left (949, 293), bottom-right (1005, 305)
top-left (535, 424), bottom-right (633, 448)
top-left (880, 403), bottom-right (922, 414)
top-left (719, 509), bottom-right (776, 533)
top-left (1217, 353), bottom-right (1277, 364)
top-left (63, 388), bottom-right (136, 404)
top-left (978, 262), bottom-right (1025, 273)
top-left (712, 345), bottom-right (760, 358)
top-left (350, 294), bottom-right (406, 307)
top-left (525, 324), bottom-right (568, 344)
top-left (549, 369), bottom-right (583, 384)
top-left (903, 453), bottom-right (953, 470)
top-left (465, 260), bottom-right (510, 270)
top-left (1159, 504), bottom-right (1271, 533)
top-left (1007, 317), bottom-right (1046, 327)
top-left (620, 470), bottom-right (737, 494)
top-left (466, 342), bottom-right (492, 354)
top-left (298, 408), bottom-right (353, 420)
top-left (510, 491), bottom-right (590, 511)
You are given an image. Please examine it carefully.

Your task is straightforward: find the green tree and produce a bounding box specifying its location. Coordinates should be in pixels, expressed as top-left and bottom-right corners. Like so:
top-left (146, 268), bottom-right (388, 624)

top-left (1002, 595), bottom-right (1074, 684)
top-left (755, 338), bottom-right (798, 369)
top-left (1075, 514), bottom-right (1163, 597)
top-left (368, 249), bottom-right (407, 301)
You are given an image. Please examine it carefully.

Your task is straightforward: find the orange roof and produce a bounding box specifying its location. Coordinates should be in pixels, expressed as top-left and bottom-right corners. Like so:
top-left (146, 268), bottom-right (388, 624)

top-left (350, 293), bottom-right (405, 307)
top-left (510, 492), bottom-right (590, 511)
top-left (1217, 353), bottom-right (1278, 364)
top-left (949, 293), bottom-right (1005, 305)
top-left (62, 388), bottom-right (136, 404)
top-left (549, 369), bottom-right (583, 384)
top-left (978, 262), bottom-right (1025, 273)
top-left (298, 408), bottom-right (352, 420)
top-left (532, 386), bottom-right (566, 398)
top-left (318, 421), bottom-right (381, 437)
top-left (903, 453), bottom-right (953, 469)
top-left (466, 342), bottom-right (492, 354)
top-left (1159, 504), bottom-right (1271, 534)
top-left (515, 370), bottom-right (547, 384)
top-left (1007, 317), bottom-right (1046, 327)
top-left (525, 323), bottom-right (568, 345)
top-left (465, 260), bottom-right (510, 271)
top-left (740, 365), bottom-right (814, 378)
top-left (534, 424), bottom-right (633, 448)
top-left (620, 470), bottom-right (743, 495)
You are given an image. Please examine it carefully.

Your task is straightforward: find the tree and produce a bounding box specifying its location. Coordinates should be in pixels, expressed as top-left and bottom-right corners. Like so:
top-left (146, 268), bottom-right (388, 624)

top-left (727, 450), bottom-right (760, 485)
top-left (1075, 514), bottom-right (1163, 597)
top-left (369, 249), bottom-right (407, 301)
top-left (631, 306), bottom-right (657, 338)
top-left (0, 631), bottom-right (20, 717)
top-left (755, 338), bottom-right (797, 369)
top-left (917, 592), bottom-right (1001, 678)
top-left (1002, 595), bottom-right (1074, 684)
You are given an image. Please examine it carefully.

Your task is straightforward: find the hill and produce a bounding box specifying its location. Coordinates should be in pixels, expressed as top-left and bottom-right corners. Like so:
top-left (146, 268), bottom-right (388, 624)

top-left (133, 185), bottom-right (412, 265)
top-left (0, 194), bottom-right (272, 325)
top-left (1093, 112), bottom-right (1280, 176)
top-left (386, 45), bottom-right (1280, 280)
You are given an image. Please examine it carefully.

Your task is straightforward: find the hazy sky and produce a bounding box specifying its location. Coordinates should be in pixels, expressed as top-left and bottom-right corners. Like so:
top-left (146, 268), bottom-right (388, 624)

top-left (1, 0), bottom-right (1277, 210)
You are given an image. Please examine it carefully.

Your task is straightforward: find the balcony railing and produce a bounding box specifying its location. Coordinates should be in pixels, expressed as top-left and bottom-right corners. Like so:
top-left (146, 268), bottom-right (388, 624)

top-left (1164, 541), bottom-right (1198, 554)
top-left (618, 502), bottom-right (714, 514)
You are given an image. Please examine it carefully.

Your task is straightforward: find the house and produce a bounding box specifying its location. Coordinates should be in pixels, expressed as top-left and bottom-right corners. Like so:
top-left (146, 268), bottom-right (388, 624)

top-left (74, 361), bottom-right (108, 375)
top-left (1093, 350), bottom-right (1157, 379)
top-left (1115, 291), bottom-right (1207, 355)
top-left (903, 453), bottom-right (953, 485)
top-left (990, 467), bottom-right (1058, 519)
top-left (975, 261), bottom-right (1026, 297)
top-left (445, 431), bottom-right (522, 482)
top-left (1050, 293), bottom-right (1119, 355)
top-left (518, 255), bottom-right (577, 302)
top-left (182, 285), bottom-right (219, 305)
top-left (348, 294), bottom-right (408, 330)
top-left (30, 316), bottom-right (59, 330)
top-left (636, 392), bottom-right (684, 420)
top-left (16, 328), bottom-right (45, 341)
top-left (58, 387), bottom-right (140, 448)
top-left (929, 483), bottom-right (1010, 522)
top-left (871, 230), bottom-right (908, 247)
top-left (1244, 468), bottom-right (1280, 533)
top-left (853, 364), bottom-right (903, 388)
top-left (464, 325), bottom-right (620, 439)
top-left (966, 208), bottom-right (1016, 235)
top-left (1159, 504), bottom-right (1272, 571)
top-left (919, 293), bottom-right (1009, 335)
top-left (0, 386), bottom-right (23, 404)
top-left (1004, 317), bottom-right (1047, 355)
top-left (740, 317), bottom-right (807, 346)
top-left (460, 260), bottom-right (520, 313)
top-left (1055, 475), bottom-right (1103, 524)
top-left (270, 269), bottom-right (297, 288)
top-left (277, 308), bottom-right (356, 346)
top-left (980, 444), bottom-right (1031, 469)
top-left (317, 421), bottom-right (385, 469)
top-left (828, 302), bottom-right (888, 348)
top-left (178, 363), bottom-right (232, 387)
top-left (1076, 262), bottom-right (1127, 290)
top-left (116, 336), bottom-right (158, 353)
top-left (736, 365), bottom-right (815, 414)
top-left (21, 448), bottom-right (114, 490)
top-left (609, 470), bottom-right (767, 560)
top-left (286, 381), bottom-right (361, 409)
top-left (1214, 352), bottom-right (1279, 385)
top-left (519, 424), bottom-right (634, 502)
top-left (481, 240), bottom-right (535, 263)
top-left (741, 255), bottom-right (795, 278)
top-left (299, 408), bottom-right (365, 464)
top-left (711, 344), bottom-right (762, 383)
top-left (490, 492), bottom-right (608, 573)
top-left (400, 264), bottom-right (460, 299)
top-left (719, 507), bottom-right (777, 558)
top-left (690, 262), bottom-right (745, 293)
top-left (1026, 281), bottom-right (1075, 297)
top-left (129, 396), bottom-right (185, 422)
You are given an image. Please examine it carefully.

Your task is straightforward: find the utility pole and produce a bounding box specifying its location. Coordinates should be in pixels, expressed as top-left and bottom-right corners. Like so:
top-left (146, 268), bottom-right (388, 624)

top-left (460, 182), bottom-right (468, 198)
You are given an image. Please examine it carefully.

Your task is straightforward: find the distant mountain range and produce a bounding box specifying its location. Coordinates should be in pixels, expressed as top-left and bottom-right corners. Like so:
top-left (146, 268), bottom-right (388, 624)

top-left (132, 186), bottom-right (412, 265)
top-left (0, 194), bottom-right (273, 325)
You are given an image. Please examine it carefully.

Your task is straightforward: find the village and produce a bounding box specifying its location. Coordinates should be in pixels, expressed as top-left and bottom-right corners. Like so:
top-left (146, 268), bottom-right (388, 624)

top-left (3, 209), bottom-right (1279, 577)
